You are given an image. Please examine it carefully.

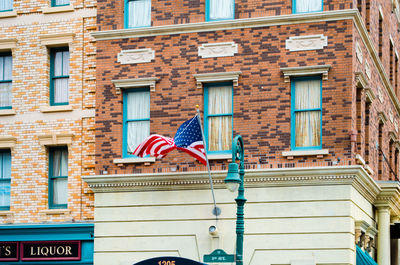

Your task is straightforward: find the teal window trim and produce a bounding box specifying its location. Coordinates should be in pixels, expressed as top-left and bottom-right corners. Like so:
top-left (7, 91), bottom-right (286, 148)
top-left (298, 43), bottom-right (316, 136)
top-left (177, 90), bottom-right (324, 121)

top-left (50, 47), bottom-right (69, 106)
top-left (0, 150), bottom-right (11, 211)
top-left (204, 82), bottom-right (233, 154)
top-left (48, 146), bottom-right (68, 209)
top-left (51, 0), bottom-right (70, 7)
top-left (205, 0), bottom-right (235, 22)
top-left (290, 75), bottom-right (323, 150)
top-left (122, 88), bottom-right (150, 158)
top-left (124, 0), bottom-right (151, 29)
top-left (292, 0), bottom-right (323, 14)
top-left (0, 52), bottom-right (12, 109)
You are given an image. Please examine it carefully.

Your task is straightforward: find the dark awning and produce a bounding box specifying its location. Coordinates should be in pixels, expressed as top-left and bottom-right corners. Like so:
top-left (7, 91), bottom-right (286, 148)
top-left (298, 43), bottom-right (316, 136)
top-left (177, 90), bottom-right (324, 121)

top-left (356, 245), bottom-right (378, 265)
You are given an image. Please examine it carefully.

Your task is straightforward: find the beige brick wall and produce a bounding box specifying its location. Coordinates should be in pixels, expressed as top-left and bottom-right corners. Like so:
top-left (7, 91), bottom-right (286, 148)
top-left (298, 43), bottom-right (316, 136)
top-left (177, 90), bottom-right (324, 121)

top-left (0, 2), bottom-right (96, 224)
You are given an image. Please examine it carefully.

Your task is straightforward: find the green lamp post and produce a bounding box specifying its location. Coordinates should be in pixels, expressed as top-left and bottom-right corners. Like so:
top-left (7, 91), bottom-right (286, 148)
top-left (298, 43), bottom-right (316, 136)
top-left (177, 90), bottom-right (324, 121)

top-left (224, 135), bottom-right (247, 265)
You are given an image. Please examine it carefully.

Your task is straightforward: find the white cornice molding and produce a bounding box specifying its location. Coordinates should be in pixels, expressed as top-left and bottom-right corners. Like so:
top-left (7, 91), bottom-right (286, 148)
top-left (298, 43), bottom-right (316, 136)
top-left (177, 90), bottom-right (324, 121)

top-left (375, 181), bottom-right (400, 216)
top-left (82, 165), bottom-right (381, 203)
top-left (281, 65), bottom-right (331, 82)
top-left (91, 10), bottom-right (358, 41)
top-left (193, 71), bottom-right (241, 88)
top-left (0, 137), bottom-right (16, 149)
top-left (0, 39), bottom-right (17, 51)
top-left (111, 77), bottom-right (158, 94)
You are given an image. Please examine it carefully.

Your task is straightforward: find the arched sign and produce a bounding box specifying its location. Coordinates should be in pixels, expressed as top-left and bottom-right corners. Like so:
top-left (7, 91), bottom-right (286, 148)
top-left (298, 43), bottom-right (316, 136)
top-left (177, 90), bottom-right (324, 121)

top-left (133, 256), bottom-right (206, 265)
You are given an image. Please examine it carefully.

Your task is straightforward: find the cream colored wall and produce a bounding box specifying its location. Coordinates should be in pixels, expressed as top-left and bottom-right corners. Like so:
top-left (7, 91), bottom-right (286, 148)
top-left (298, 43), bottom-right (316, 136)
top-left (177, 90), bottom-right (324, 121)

top-left (93, 183), bottom-right (371, 265)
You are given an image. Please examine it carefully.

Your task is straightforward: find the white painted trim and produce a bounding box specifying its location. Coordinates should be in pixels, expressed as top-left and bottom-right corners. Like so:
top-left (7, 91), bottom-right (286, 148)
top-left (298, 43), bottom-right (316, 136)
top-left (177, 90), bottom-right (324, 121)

top-left (0, 38), bottom-right (17, 51)
top-left (39, 209), bottom-right (71, 215)
top-left (42, 5), bottom-right (74, 14)
top-left (282, 149), bottom-right (329, 157)
top-left (91, 10), bottom-right (358, 40)
top-left (193, 71), bottom-right (241, 88)
top-left (281, 65), bottom-right (331, 82)
top-left (0, 11), bottom-right (16, 18)
top-left (207, 154), bottom-right (231, 160)
top-left (40, 33), bottom-right (75, 46)
top-left (38, 134), bottom-right (73, 146)
top-left (111, 77), bottom-right (158, 94)
top-left (0, 211), bottom-right (13, 216)
top-left (113, 157), bottom-right (156, 164)
top-left (0, 137), bottom-right (16, 149)
top-left (40, 105), bottom-right (73, 113)
top-left (0, 109), bottom-right (15, 116)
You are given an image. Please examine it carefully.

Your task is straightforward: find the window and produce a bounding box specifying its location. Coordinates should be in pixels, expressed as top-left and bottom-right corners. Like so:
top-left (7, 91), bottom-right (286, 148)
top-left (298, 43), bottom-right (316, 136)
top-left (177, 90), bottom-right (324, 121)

top-left (206, 0), bottom-right (234, 21)
top-left (123, 89), bottom-right (150, 157)
top-left (49, 147), bottom-right (68, 209)
top-left (125, 0), bottom-right (151, 28)
top-left (204, 83), bottom-right (233, 153)
top-left (291, 77), bottom-right (322, 150)
top-left (51, 0), bottom-right (69, 7)
top-left (0, 53), bottom-right (12, 109)
top-left (293, 0), bottom-right (323, 13)
top-left (0, 0), bottom-right (12, 11)
top-left (50, 48), bottom-right (69, 106)
top-left (0, 150), bottom-right (11, 211)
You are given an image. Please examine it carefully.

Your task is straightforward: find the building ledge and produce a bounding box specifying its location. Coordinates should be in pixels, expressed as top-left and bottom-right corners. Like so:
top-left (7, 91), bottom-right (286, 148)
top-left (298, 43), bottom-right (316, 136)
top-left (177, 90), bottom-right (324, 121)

top-left (0, 211), bottom-right (12, 216)
top-left (207, 154), bottom-right (232, 160)
top-left (282, 149), bottom-right (329, 158)
top-left (40, 209), bottom-right (71, 215)
top-left (113, 157), bottom-right (156, 164)
top-left (0, 109), bottom-right (15, 116)
top-left (42, 5), bottom-right (74, 14)
top-left (0, 11), bottom-right (17, 18)
top-left (40, 105), bottom-right (73, 113)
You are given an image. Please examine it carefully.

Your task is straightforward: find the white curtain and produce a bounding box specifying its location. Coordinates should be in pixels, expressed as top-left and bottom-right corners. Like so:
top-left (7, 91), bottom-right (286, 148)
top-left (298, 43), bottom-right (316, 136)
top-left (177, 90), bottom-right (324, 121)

top-left (208, 85), bottom-right (232, 151)
top-left (52, 149), bottom-right (68, 205)
top-left (54, 51), bottom-right (69, 104)
top-left (0, 152), bottom-right (10, 207)
top-left (209, 0), bottom-right (234, 20)
top-left (0, 0), bottom-right (13, 11)
top-left (295, 79), bottom-right (321, 147)
top-left (295, 0), bottom-right (322, 13)
top-left (127, 91), bottom-right (150, 153)
top-left (55, 0), bottom-right (69, 5)
top-left (128, 0), bottom-right (151, 27)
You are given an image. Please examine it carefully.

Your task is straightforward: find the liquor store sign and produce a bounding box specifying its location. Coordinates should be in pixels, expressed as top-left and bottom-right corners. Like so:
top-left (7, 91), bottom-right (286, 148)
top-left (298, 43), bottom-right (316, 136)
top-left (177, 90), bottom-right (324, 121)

top-left (0, 241), bottom-right (81, 261)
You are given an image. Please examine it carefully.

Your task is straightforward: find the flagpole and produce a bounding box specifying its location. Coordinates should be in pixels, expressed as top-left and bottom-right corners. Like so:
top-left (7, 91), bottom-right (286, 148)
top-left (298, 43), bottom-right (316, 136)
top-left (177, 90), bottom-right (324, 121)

top-left (196, 105), bottom-right (220, 222)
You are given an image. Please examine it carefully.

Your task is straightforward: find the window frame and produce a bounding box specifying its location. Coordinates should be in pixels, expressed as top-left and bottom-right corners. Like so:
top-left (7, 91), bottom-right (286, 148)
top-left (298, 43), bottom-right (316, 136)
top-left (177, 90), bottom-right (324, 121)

top-left (292, 0), bottom-right (323, 14)
top-left (206, 0), bottom-right (235, 22)
top-left (0, 52), bottom-right (12, 110)
top-left (122, 88), bottom-right (151, 158)
top-left (0, 150), bottom-right (11, 211)
top-left (0, 0), bottom-right (13, 12)
top-left (48, 146), bottom-right (68, 209)
top-left (204, 82), bottom-right (234, 155)
top-left (50, 47), bottom-right (69, 106)
top-left (51, 0), bottom-right (70, 7)
top-left (124, 0), bottom-right (152, 29)
top-left (290, 75), bottom-right (323, 151)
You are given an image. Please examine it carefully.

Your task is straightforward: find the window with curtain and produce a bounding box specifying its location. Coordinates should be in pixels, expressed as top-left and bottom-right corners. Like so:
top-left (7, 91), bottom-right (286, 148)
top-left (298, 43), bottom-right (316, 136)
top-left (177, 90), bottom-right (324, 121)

top-left (126, 0), bottom-right (151, 28)
top-left (124, 89), bottom-right (150, 157)
top-left (0, 150), bottom-right (11, 211)
top-left (205, 83), bottom-right (233, 153)
top-left (293, 0), bottom-right (323, 13)
top-left (49, 147), bottom-right (68, 209)
top-left (51, 0), bottom-right (69, 6)
top-left (0, 0), bottom-right (12, 11)
top-left (291, 77), bottom-right (322, 150)
top-left (50, 48), bottom-right (69, 106)
top-left (207, 0), bottom-right (234, 21)
top-left (0, 53), bottom-right (12, 109)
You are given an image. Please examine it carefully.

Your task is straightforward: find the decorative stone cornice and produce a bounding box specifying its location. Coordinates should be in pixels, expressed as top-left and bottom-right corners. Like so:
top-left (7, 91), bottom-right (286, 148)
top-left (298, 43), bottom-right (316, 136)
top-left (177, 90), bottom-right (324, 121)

top-left (40, 33), bottom-right (75, 46)
top-left (38, 134), bottom-right (73, 146)
top-left (355, 72), bottom-right (368, 89)
top-left (111, 77), bottom-right (158, 94)
top-left (193, 71), bottom-right (241, 88)
top-left (281, 65), bottom-right (331, 82)
top-left (83, 166), bottom-right (381, 203)
top-left (375, 181), bottom-right (400, 216)
top-left (0, 39), bottom-right (17, 51)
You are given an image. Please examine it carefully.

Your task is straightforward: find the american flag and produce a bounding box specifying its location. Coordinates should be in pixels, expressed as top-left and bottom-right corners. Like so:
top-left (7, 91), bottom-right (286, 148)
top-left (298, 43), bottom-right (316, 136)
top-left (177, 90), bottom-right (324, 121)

top-left (132, 115), bottom-right (207, 165)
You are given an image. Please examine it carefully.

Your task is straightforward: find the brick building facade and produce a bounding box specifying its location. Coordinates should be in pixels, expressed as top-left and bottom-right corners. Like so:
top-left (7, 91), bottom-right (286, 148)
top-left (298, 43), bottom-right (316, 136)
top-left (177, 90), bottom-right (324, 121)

top-left (0, 0), bottom-right (96, 264)
top-left (86, 0), bottom-right (400, 264)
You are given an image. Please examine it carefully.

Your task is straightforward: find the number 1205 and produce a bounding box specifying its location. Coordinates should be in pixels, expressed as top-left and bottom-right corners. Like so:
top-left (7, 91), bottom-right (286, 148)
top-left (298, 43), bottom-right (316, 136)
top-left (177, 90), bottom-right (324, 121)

top-left (158, 261), bottom-right (175, 265)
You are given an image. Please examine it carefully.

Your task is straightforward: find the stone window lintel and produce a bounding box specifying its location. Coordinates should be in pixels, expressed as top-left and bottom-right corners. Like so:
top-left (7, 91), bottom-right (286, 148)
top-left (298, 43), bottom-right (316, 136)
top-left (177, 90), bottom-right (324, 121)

top-left (111, 77), bottom-right (158, 94)
top-left (281, 65), bottom-right (331, 82)
top-left (40, 33), bottom-right (75, 46)
top-left (38, 134), bottom-right (73, 146)
top-left (193, 71), bottom-right (242, 88)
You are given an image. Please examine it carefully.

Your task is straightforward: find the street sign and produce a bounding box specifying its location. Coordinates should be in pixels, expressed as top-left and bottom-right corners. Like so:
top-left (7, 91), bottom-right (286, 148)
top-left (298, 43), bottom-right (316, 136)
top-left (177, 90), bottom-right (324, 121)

top-left (203, 249), bottom-right (235, 263)
top-left (133, 256), bottom-right (206, 265)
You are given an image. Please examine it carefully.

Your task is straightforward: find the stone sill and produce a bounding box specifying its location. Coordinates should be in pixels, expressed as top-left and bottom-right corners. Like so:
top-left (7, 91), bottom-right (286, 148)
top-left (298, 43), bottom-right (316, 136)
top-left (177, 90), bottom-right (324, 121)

top-left (40, 105), bottom-right (73, 113)
top-left (207, 154), bottom-right (232, 160)
top-left (0, 109), bottom-right (16, 116)
top-left (42, 5), bottom-right (74, 14)
top-left (0, 210), bottom-right (12, 216)
top-left (40, 209), bottom-right (70, 215)
top-left (0, 11), bottom-right (17, 18)
top-left (282, 149), bottom-right (329, 158)
top-left (114, 157), bottom-right (156, 164)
